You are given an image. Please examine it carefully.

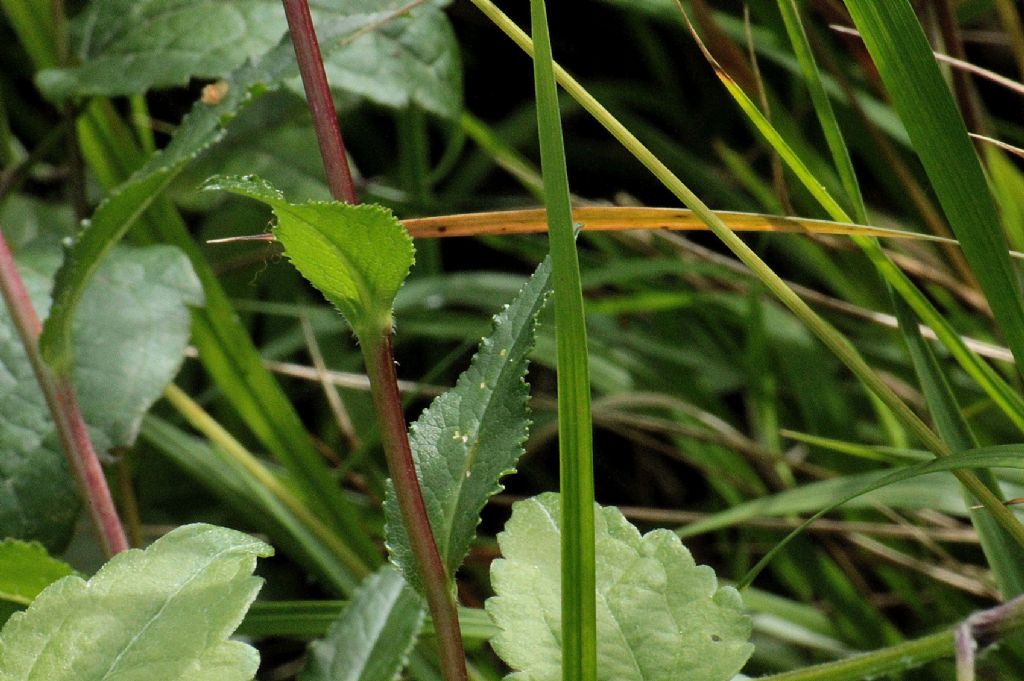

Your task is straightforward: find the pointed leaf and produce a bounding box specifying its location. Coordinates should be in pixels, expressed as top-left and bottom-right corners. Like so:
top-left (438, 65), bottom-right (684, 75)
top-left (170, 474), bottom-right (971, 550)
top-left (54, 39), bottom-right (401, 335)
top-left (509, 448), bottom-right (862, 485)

top-left (384, 258), bottom-right (551, 592)
top-left (0, 524), bottom-right (272, 681)
top-left (487, 493), bottom-right (753, 681)
top-left (300, 567), bottom-right (424, 681)
top-left (206, 175), bottom-right (414, 337)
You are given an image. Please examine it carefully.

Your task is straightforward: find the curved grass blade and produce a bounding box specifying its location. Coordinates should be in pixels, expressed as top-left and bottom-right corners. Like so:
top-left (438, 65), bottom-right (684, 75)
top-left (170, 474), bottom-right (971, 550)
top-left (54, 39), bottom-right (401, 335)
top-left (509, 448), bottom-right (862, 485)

top-left (466, 0), bottom-right (1024, 550)
top-left (842, 0), bottom-right (1024, 377)
top-left (894, 295), bottom-right (1024, 597)
top-left (732, 447), bottom-right (1024, 589)
top-left (142, 415), bottom-right (360, 595)
top-left (776, 0), bottom-right (1024, 599)
top-left (682, 7), bottom-right (1024, 434)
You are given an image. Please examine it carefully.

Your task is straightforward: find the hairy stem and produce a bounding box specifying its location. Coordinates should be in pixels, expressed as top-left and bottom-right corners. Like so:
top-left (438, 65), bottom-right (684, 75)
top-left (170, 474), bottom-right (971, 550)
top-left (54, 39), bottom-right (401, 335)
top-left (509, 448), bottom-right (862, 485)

top-left (0, 227), bottom-right (128, 557)
top-left (361, 333), bottom-right (468, 681)
top-left (281, 0), bottom-right (358, 203)
top-left (282, 2), bottom-right (467, 676)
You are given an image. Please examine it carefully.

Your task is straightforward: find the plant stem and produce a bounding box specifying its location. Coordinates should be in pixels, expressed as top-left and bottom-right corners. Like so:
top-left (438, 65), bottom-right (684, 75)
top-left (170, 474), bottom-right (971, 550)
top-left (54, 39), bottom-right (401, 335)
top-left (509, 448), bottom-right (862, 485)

top-left (757, 594), bottom-right (1024, 681)
top-left (0, 227), bottom-right (128, 557)
top-left (281, 0), bottom-right (358, 203)
top-left (361, 333), bottom-right (468, 681)
top-left (282, 2), bottom-right (466, 676)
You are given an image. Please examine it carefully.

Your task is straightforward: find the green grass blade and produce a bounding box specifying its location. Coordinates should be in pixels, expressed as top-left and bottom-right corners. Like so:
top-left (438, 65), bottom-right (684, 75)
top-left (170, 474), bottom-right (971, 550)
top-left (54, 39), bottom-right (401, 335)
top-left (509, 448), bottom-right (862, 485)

top-left (468, 0), bottom-right (1024, 550)
top-left (687, 12), bottom-right (1024, 434)
top-left (732, 446), bottom-right (1024, 588)
top-left (239, 601), bottom-right (500, 642)
top-left (528, 2), bottom-right (597, 680)
top-left (774, 0), bottom-right (866, 222)
top-left (142, 414), bottom-right (362, 596)
top-left (843, 0), bottom-right (1024, 376)
top-left (775, 0), bottom-right (1024, 596)
top-left (893, 296), bottom-right (1024, 597)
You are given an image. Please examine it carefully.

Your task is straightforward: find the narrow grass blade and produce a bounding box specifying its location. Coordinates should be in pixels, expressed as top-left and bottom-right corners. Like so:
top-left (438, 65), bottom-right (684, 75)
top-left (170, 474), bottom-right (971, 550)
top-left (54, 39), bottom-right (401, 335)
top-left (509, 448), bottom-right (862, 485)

top-left (239, 601), bottom-right (500, 641)
top-left (776, 0), bottom-right (1024, 596)
top-left (528, 2), bottom-right (597, 680)
top-left (142, 415), bottom-right (361, 595)
top-left (683, 8), bottom-right (1024, 434)
top-left (773, 0), bottom-right (866, 222)
top-left (733, 448), bottom-right (1024, 588)
top-left (467, 0), bottom-right (1024, 549)
top-left (893, 296), bottom-right (1024, 597)
top-left (842, 0), bottom-right (1024, 376)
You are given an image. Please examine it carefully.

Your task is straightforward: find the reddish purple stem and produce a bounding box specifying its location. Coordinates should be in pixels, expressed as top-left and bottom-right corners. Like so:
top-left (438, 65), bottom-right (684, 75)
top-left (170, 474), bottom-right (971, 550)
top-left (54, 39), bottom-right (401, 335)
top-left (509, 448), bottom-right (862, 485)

top-left (0, 228), bottom-right (129, 557)
top-left (281, 0), bottom-right (359, 203)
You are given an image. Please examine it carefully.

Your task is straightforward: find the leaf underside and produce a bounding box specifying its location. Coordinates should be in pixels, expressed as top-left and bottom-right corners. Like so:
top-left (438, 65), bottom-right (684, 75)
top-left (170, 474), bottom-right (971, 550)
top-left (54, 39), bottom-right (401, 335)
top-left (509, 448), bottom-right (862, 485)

top-left (0, 524), bottom-right (272, 681)
top-left (300, 567), bottom-right (424, 681)
top-left (487, 493), bottom-right (753, 681)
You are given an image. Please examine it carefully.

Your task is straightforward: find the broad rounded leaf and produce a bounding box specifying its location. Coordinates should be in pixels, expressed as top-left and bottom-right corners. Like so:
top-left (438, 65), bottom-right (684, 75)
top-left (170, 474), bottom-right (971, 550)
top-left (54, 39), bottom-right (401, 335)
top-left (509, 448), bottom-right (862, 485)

top-left (205, 175), bottom-right (413, 336)
top-left (318, 5), bottom-right (462, 119)
top-left (300, 567), bottom-right (424, 681)
top-left (385, 258), bottom-right (551, 593)
top-left (487, 493), bottom-right (753, 681)
top-left (0, 524), bottom-right (272, 681)
top-left (36, 0), bottom-right (286, 100)
top-left (1, 241), bottom-right (202, 550)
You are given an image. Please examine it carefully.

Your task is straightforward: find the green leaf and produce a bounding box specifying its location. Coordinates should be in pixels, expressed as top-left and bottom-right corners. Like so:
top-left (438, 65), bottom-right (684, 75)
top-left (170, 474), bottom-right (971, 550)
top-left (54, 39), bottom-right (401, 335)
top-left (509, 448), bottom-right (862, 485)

top-left (318, 4), bottom-right (463, 119)
top-left (487, 493), bottom-right (753, 681)
top-left (1, 242), bottom-right (202, 550)
top-left (206, 175), bottom-right (414, 337)
top-left (37, 28), bottom-right (311, 375)
top-left (37, 0), bottom-right (462, 118)
top-left (0, 524), bottom-right (272, 681)
top-left (38, 6), bottom-right (443, 375)
top-left (35, 0), bottom-right (286, 100)
top-left (300, 567), bottom-right (424, 681)
top-left (0, 540), bottom-right (73, 625)
top-left (384, 257), bottom-right (551, 592)
top-left (842, 0), bottom-right (1024, 376)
